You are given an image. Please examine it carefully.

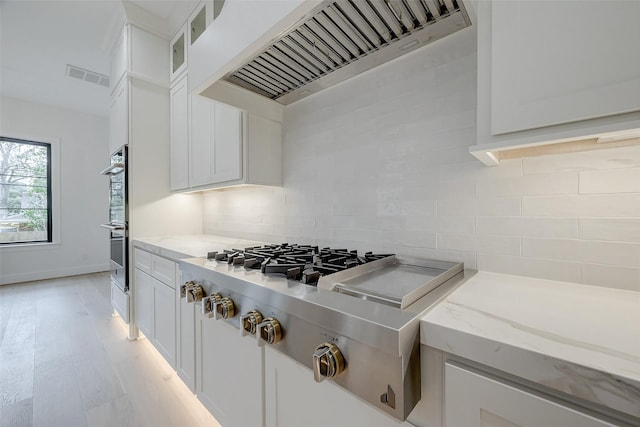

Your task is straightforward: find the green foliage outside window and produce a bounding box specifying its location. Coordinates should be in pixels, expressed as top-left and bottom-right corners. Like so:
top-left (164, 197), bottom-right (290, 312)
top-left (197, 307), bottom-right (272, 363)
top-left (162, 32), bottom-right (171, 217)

top-left (0, 137), bottom-right (51, 243)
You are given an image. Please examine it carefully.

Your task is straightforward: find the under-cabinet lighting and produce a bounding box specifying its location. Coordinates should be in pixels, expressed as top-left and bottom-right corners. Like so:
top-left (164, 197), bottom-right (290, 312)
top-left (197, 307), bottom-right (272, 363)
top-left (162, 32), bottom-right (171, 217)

top-left (596, 128), bottom-right (640, 144)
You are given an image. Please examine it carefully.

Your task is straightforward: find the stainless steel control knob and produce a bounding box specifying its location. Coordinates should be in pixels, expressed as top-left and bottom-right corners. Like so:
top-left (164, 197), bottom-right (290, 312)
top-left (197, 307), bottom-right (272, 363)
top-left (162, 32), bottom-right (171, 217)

top-left (180, 281), bottom-right (194, 299)
top-left (185, 282), bottom-right (204, 303)
top-left (256, 317), bottom-right (282, 346)
top-left (213, 297), bottom-right (235, 320)
top-left (313, 342), bottom-right (345, 383)
top-left (240, 310), bottom-right (263, 336)
top-left (202, 293), bottom-right (222, 318)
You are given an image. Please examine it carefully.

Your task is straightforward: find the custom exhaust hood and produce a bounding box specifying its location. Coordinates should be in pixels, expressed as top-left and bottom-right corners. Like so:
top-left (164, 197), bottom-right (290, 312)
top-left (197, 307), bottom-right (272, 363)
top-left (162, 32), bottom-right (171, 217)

top-left (224, 0), bottom-right (471, 105)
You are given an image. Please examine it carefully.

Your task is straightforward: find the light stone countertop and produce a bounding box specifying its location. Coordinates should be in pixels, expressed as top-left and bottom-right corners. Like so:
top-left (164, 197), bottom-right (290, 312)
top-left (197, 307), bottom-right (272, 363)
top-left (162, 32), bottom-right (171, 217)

top-left (132, 234), bottom-right (269, 261)
top-left (421, 271), bottom-right (640, 419)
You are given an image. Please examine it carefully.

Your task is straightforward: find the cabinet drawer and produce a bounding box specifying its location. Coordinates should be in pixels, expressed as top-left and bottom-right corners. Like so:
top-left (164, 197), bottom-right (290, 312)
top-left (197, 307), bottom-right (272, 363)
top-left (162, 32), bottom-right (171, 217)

top-left (151, 255), bottom-right (176, 288)
top-left (134, 248), bottom-right (152, 274)
top-left (445, 363), bottom-right (619, 427)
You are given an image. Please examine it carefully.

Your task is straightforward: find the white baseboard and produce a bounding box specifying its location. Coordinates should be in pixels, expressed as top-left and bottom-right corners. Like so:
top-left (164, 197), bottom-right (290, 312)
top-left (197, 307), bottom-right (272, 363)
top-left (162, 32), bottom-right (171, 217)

top-left (0, 263), bottom-right (110, 285)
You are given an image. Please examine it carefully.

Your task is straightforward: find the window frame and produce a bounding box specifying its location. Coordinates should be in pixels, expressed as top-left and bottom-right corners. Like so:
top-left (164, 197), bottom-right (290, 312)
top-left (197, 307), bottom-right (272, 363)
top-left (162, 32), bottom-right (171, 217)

top-left (0, 135), bottom-right (59, 247)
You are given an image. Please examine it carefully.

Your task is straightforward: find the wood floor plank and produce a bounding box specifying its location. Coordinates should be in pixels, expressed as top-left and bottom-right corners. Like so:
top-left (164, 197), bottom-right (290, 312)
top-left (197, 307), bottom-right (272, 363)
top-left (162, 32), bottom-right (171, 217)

top-left (0, 397), bottom-right (32, 427)
top-left (1, 273), bottom-right (221, 427)
top-left (31, 355), bottom-right (86, 427)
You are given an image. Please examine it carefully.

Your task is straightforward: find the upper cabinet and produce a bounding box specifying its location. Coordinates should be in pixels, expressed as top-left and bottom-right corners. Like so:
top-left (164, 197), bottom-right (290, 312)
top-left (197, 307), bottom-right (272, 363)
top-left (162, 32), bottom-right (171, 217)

top-left (472, 0), bottom-right (640, 165)
top-left (172, 94), bottom-right (281, 192)
top-left (170, 24), bottom-right (187, 83)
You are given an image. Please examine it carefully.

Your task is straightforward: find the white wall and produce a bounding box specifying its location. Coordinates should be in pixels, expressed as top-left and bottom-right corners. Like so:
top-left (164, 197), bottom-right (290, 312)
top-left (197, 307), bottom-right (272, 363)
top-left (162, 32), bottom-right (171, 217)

top-left (0, 97), bottom-right (109, 284)
top-left (201, 24), bottom-right (640, 292)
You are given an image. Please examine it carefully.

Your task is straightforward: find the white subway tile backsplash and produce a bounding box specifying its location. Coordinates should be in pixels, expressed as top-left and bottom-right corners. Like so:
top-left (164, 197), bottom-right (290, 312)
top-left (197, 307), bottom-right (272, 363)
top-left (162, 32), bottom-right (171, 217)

top-left (477, 254), bottom-right (581, 283)
top-left (438, 234), bottom-right (521, 256)
top-left (579, 218), bottom-right (640, 243)
top-left (580, 167), bottom-right (640, 194)
top-left (476, 217), bottom-right (579, 239)
top-left (581, 263), bottom-right (640, 291)
top-left (522, 238), bottom-right (640, 268)
top-left (523, 194), bottom-right (640, 217)
top-left (438, 196), bottom-right (521, 217)
top-left (438, 158), bottom-right (522, 184)
top-left (476, 172), bottom-right (579, 197)
top-left (201, 31), bottom-right (639, 292)
top-left (436, 216), bottom-right (475, 236)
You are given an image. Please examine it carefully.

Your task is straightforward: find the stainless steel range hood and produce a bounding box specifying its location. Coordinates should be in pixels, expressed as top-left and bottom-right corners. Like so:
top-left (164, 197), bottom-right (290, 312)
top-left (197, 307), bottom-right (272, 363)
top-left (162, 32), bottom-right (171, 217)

top-left (224, 0), bottom-right (471, 105)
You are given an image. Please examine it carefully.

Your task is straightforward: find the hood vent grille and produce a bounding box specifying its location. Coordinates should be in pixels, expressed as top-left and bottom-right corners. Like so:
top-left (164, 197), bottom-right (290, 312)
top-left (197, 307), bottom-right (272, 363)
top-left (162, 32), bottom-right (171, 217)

top-left (225, 0), bottom-right (470, 105)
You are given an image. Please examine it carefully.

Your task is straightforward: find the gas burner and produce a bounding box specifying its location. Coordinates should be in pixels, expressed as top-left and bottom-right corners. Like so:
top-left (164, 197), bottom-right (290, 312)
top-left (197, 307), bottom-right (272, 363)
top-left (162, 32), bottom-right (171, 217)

top-left (207, 244), bottom-right (393, 285)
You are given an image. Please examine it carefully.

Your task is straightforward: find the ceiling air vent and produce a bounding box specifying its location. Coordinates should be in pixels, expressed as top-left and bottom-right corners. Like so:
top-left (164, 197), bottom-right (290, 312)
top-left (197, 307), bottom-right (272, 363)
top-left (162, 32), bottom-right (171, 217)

top-left (224, 0), bottom-right (471, 105)
top-left (66, 64), bottom-right (110, 88)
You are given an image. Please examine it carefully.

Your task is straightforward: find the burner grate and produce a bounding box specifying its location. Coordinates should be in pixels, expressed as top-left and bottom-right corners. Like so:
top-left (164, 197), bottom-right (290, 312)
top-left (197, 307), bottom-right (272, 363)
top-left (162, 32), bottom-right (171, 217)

top-left (207, 244), bottom-right (394, 285)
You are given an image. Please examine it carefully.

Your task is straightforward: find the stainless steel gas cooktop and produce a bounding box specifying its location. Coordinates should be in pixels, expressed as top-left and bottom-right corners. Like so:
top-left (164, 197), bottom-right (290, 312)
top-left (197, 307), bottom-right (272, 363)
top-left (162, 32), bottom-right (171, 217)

top-left (180, 243), bottom-right (474, 420)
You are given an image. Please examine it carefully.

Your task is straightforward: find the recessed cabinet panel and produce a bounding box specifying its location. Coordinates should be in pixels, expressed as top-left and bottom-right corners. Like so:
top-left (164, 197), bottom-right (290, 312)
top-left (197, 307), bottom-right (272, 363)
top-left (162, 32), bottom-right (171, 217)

top-left (177, 290), bottom-right (196, 392)
top-left (134, 269), bottom-right (154, 339)
top-left (212, 102), bottom-right (242, 183)
top-left (170, 76), bottom-right (189, 191)
top-left (189, 95), bottom-right (216, 187)
top-left (109, 80), bottom-right (128, 154)
top-left (491, 0), bottom-right (640, 135)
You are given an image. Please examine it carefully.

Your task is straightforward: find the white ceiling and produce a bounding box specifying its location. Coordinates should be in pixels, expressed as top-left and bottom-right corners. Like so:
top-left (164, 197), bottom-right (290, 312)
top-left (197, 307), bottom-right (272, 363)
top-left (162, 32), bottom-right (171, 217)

top-left (0, 0), bottom-right (196, 118)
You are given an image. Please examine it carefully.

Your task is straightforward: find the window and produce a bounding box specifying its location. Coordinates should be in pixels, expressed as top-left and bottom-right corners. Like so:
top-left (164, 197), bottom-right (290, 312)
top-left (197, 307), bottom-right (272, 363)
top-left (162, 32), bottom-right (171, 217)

top-left (0, 137), bottom-right (52, 244)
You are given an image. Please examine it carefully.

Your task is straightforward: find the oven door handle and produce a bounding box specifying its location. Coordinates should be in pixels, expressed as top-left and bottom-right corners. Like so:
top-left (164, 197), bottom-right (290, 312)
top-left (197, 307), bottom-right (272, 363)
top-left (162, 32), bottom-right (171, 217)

top-left (101, 223), bottom-right (126, 231)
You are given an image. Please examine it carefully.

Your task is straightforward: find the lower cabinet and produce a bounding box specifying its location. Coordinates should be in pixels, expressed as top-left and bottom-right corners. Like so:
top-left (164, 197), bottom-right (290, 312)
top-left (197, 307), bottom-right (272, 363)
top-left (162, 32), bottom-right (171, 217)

top-left (133, 249), bottom-right (177, 368)
top-left (444, 362), bottom-right (619, 427)
top-left (264, 346), bottom-right (410, 427)
top-left (195, 311), bottom-right (263, 427)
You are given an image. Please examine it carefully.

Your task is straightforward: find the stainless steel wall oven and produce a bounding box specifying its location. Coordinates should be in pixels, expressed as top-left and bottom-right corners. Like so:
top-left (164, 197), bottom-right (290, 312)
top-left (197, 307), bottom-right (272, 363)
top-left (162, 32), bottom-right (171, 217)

top-left (101, 145), bottom-right (129, 321)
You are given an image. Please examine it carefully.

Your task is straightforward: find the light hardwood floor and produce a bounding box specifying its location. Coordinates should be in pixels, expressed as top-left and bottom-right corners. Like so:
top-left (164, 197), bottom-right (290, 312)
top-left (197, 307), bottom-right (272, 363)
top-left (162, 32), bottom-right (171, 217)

top-left (0, 273), bottom-right (221, 427)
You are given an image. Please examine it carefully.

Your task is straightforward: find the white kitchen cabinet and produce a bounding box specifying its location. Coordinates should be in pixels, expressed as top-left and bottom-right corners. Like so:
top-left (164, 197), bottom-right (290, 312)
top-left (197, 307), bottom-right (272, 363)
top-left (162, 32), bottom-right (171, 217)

top-left (109, 79), bottom-right (128, 154)
top-left (153, 278), bottom-right (176, 366)
top-left (133, 249), bottom-right (177, 368)
top-left (134, 268), bottom-right (154, 339)
top-left (170, 24), bottom-right (187, 83)
top-left (183, 97), bottom-right (281, 191)
top-left (264, 347), bottom-right (409, 427)
top-left (176, 286), bottom-right (196, 392)
top-left (195, 312), bottom-right (263, 427)
top-left (188, 1), bottom-right (214, 47)
top-left (170, 76), bottom-right (189, 191)
top-left (472, 0), bottom-right (640, 165)
top-left (189, 96), bottom-right (242, 187)
top-left (444, 362), bottom-right (619, 427)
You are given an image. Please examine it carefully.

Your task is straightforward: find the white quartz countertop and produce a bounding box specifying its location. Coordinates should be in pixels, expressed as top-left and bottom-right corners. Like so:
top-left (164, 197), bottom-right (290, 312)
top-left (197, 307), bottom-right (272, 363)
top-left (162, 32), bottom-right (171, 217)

top-left (132, 234), bottom-right (268, 260)
top-left (421, 271), bottom-right (640, 418)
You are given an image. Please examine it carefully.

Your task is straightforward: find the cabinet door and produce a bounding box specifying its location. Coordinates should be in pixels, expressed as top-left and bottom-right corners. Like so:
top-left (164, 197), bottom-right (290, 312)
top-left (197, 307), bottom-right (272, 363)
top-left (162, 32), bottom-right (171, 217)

top-left (170, 76), bottom-right (189, 191)
top-left (177, 290), bottom-right (196, 392)
top-left (133, 269), bottom-right (154, 339)
top-left (196, 313), bottom-right (263, 427)
top-left (189, 95), bottom-right (215, 187)
top-left (445, 363), bottom-right (618, 427)
top-left (109, 80), bottom-right (128, 154)
top-left (264, 347), bottom-right (408, 427)
top-left (153, 281), bottom-right (176, 368)
top-left (211, 102), bottom-right (242, 183)
top-left (490, 0), bottom-right (640, 135)
top-left (170, 25), bottom-right (187, 82)
top-left (189, 97), bottom-right (243, 187)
